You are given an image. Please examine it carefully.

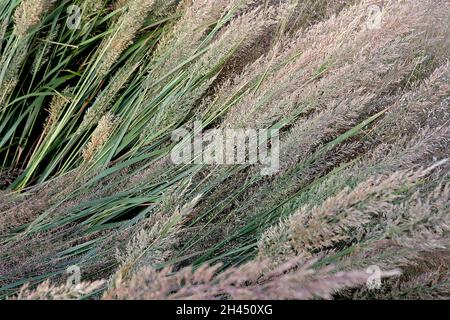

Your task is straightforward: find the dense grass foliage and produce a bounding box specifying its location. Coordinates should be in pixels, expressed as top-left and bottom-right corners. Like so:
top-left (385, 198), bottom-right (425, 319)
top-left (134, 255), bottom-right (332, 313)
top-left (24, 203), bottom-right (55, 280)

top-left (0, 0), bottom-right (449, 299)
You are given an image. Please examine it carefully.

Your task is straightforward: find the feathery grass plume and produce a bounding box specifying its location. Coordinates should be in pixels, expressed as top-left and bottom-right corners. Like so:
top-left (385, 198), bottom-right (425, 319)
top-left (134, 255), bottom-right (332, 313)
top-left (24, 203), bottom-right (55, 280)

top-left (161, 3), bottom-right (442, 272)
top-left (12, 280), bottom-right (105, 300)
top-left (182, 72), bottom-right (434, 265)
top-left (372, 62), bottom-right (450, 142)
top-left (0, 171), bottom-right (83, 235)
top-left (12, 0), bottom-right (56, 37)
top-left (150, 0), bottom-right (179, 18)
top-left (220, 0), bottom-right (372, 127)
top-left (0, 224), bottom-right (90, 297)
top-left (31, 24), bottom-right (60, 75)
top-left (84, 0), bottom-right (104, 15)
top-left (389, 181), bottom-right (450, 247)
top-left (134, 0), bottom-right (241, 130)
top-left (331, 181), bottom-right (450, 299)
top-left (147, 0), bottom-right (235, 80)
top-left (77, 59), bottom-right (142, 134)
top-left (0, 216), bottom-right (123, 298)
top-left (290, 63), bottom-right (450, 206)
top-left (0, 40), bottom-right (28, 104)
top-left (0, 18), bottom-right (8, 49)
top-left (195, 0), bottom-right (358, 124)
top-left (333, 222), bottom-right (450, 277)
top-left (42, 89), bottom-right (71, 137)
top-left (1, 0), bottom-right (56, 104)
top-left (97, 0), bottom-right (155, 77)
top-left (281, 0), bottom-right (357, 34)
top-left (105, 258), bottom-right (370, 300)
top-left (212, 2), bottom-right (295, 83)
top-left (273, 118), bottom-right (449, 253)
top-left (111, 193), bottom-right (203, 289)
top-left (224, 0), bottom-right (448, 130)
top-left (82, 112), bottom-right (118, 162)
top-left (113, 0), bottom-right (128, 11)
top-left (140, 4), bottom-right (282, 140)
top-left (258, 162), bottom-right (449, 264)
top-left (180, 0), bottom-right (450, 253)
top-left (220, 54), bottom-right (448, 234)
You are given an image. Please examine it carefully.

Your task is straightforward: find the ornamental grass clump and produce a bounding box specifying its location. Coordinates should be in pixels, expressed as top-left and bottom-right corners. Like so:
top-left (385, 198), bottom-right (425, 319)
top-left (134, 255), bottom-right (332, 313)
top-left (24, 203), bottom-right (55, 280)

top-left (0, 0), bottom-right (449, 300)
